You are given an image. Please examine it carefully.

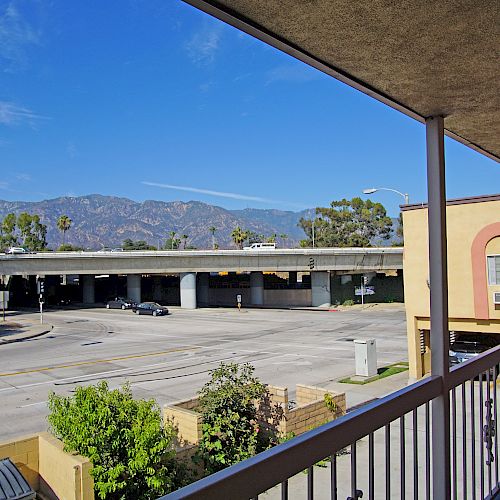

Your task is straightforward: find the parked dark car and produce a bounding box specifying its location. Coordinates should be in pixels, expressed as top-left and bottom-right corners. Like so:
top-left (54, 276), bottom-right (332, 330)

top-left (449, 333), bottom-right (499, 367)
top-left (132, 302), bottom-right (169, 316)
top-left (106, 297), bottom-right (136, 310)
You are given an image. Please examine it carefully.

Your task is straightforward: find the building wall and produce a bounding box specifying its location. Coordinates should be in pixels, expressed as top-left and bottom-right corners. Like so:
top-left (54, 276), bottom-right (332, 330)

top-left (403, 198), bottom-right (500, 379)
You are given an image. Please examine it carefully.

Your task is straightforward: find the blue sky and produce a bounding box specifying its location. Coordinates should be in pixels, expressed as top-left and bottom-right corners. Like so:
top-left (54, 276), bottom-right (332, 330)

top-left (0, 0), bottom-right (498, 216)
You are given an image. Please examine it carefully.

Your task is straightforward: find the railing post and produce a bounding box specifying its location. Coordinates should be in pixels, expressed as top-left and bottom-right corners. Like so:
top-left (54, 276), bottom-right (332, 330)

top-left (426, 115), bottom-right (451, 499)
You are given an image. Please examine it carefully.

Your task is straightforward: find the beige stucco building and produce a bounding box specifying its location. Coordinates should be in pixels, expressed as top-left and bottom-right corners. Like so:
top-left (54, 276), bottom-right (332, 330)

top-left (403, 194), bottom-right (500, 379)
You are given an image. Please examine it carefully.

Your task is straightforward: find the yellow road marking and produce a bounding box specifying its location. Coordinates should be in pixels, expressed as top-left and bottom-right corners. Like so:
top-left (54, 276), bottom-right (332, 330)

top-left (0, 346), bottom-right (197, 377)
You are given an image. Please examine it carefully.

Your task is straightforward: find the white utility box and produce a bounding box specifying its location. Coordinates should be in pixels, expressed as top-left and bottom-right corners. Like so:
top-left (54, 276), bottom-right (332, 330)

top-left (354, 339), bottom-right (377, 377)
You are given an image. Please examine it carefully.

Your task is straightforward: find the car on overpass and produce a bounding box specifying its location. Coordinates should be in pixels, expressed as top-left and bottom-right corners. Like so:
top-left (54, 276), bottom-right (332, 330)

top-left (132, 302), bottom-right (169, 316)
top-left (106, 297), bottom-right (136, 310)
top-left (5, 247), bottom-right (29, 254)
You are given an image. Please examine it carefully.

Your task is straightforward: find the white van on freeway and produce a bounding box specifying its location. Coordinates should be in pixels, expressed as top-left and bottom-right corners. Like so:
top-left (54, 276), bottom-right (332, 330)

top-left (243, 242), bottom-right (276, 250)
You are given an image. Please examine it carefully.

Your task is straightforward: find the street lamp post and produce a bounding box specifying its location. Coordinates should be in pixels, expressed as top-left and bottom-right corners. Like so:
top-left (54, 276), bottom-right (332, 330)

top-left (362, 187), bottom-right (409, 205)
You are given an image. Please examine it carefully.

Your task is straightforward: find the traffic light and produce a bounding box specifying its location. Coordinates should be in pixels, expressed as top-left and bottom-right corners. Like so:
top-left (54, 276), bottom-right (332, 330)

top-left (37, 280), bottom-right (45, 295)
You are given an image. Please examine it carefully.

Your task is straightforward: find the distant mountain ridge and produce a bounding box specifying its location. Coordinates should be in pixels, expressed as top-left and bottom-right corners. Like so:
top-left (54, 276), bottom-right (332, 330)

top-left (0, 195), bottom-right (312, 250)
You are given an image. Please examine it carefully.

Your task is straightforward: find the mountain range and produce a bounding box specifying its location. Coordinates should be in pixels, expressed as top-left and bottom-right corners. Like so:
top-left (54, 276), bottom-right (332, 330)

top-left (0, 195), bottom-right (315, 250)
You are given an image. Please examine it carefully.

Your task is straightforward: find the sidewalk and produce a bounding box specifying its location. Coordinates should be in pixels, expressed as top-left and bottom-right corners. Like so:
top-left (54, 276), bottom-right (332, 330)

top-left (0, 319), bottom-right (53, 344)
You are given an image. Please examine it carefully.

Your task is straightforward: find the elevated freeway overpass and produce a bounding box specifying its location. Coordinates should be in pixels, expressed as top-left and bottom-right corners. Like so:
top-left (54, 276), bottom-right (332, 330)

top-left (0, 248), bottom-right (403, 309)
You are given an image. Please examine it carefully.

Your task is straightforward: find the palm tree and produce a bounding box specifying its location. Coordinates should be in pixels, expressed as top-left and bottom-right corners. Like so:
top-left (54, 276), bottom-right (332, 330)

top-left (169, 231), bottom-right (176, 250)
top-left (230, 226), bottom-right (248, 250)
top-left (208, 226), bottom-right (217, 250)
top-left (57, 215), bottom-right (72, 245)
top-left (280, 233), bottom-right (288, 248)
top-left (267, 233), bottom-right (277, 243)
top-left (181, 234), bottom-right (189, 249)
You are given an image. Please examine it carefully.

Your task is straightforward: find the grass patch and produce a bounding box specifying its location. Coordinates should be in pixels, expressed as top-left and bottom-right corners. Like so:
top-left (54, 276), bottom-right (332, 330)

top-left (339, 362), bottom-right (409, 385)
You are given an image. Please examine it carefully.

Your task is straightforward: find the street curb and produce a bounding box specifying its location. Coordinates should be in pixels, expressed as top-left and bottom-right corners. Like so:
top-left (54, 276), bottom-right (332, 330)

top-left (0, 324), bottom-right (53, 345)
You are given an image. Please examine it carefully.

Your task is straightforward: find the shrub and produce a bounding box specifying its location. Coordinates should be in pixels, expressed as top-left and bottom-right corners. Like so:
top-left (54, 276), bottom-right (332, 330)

top-left (342, 299), bottom-right (355, 306)
top-left (196, 362), bottom-right (271, 474)
top-left (48, 381), bottom-right (189, 499)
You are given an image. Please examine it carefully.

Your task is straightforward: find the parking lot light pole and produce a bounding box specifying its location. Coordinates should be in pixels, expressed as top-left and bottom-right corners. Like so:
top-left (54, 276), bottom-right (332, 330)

top-left (362, 187), bottom-right (409, 205)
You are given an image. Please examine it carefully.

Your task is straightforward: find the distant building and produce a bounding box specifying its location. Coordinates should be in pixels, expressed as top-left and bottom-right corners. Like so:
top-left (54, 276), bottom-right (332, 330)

top-left (403, 194), bottom-right (500, 379)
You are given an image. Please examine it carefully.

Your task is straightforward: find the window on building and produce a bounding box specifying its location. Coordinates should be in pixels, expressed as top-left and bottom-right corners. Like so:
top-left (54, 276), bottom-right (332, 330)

top-left (487, 255), bottom-right (500, 285)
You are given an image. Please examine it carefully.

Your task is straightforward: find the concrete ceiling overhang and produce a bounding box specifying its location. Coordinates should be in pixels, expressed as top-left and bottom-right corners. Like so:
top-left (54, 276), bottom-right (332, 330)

top-left (184, 0), bottom-right (499, 162)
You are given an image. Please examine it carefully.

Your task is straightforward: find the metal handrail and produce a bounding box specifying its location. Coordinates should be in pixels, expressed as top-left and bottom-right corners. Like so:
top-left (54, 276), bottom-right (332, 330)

top-left (163, 345), bottom-right (500, 499)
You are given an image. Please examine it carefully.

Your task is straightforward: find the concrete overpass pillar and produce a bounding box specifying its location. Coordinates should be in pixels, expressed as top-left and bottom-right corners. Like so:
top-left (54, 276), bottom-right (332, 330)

top-left (288, 271), bottom-right (297, 287)
top-left (82, 275), bottom-right (95, 304)
top-left (180, 272), bottom-right (197, 309)
top-left (311, 271), bottom-right (331, 307)
top-left (127, 274), bottom-right (141, 303)
top-left (152, 276), bottom-right (163, 302)
top-left (197, 272), bottom-right (209, 307)
top-left (250, 271), bottom-right (264, 306)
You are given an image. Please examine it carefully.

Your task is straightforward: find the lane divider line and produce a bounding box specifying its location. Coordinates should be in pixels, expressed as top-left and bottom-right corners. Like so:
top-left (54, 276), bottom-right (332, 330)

top-left (0, 346), bottom-right (198, 378)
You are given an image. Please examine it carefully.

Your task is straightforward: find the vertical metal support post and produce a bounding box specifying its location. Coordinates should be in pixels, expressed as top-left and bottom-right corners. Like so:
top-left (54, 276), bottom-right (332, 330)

top-left (426, 115), bottom-right (451, 499)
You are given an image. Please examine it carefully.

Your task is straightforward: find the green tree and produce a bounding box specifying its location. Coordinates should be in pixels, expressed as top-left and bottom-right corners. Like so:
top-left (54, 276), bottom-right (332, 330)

top-left (299, 197), bottom-right (392, 248)
top-left (169, 231), bottom-right (177, 250)
top-left (163, 238), bottom-right (180, 250)
top-left (208, 226), bottom-right (217, 250)
top-left (0, 213), bottom-right (18, 251)
top-left (266, 233), bottom-right (277, 243)
top-left (17, 212), bottom-right (47, 251)
top-left (279, 233), bottom-right (288, 248)
top-left (57, 215), bottom-right (72, 245)
top-left (58, 243), bottom-right (83, 252)
top-left (122, 239), bottom-right (156, 250)
top-left (48, 382), bottom-right (189, 499)
top-left (230, 226), bottom-right (248, 249)
top-left (393, 212), bottom-right (404, 246)
top-left (196, 363), bottom-right (271, 475)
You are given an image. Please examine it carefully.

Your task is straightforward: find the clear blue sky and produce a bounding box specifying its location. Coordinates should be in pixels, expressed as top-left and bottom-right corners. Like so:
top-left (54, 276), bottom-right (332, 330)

top-left (0, 0), bottom-right (498, 216)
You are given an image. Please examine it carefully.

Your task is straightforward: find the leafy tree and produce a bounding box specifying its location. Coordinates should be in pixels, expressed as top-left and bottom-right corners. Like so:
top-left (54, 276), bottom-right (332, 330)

top-left (122, 239), bottom-right (157, 251)
top-left (266, 233), bottom-right (277, 243)
top-left (208, 226), bottom-right (217, 250)
top-left (17, 212), bottom-right (47, 251)
top-left (299, 197), bottom-right (392, 247)
top-left (57, 215), bottom-right (72, 245)
top-left (48, 382), bottom-right (189, 499)
top-left (163, 238), bottom-right (180, 250)
top-left (230, 226), bottom-right (249, 249)
top-left (196, 363), bottom-right (271, 475)
top-left (168, 231), bottom-right (177, 250)
top-left (58, 243), bottom-right (84, 251)
top-left (0, 213), bottom-right (18, 250)
top-left (279, 233), bottom-right (288, 248)
top-left (393, 213), bottom-right (404, 246)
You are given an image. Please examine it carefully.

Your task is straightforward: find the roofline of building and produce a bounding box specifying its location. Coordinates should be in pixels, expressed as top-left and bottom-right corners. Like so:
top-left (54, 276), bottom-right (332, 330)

top-left (400, 193), bottom-right (500, 211)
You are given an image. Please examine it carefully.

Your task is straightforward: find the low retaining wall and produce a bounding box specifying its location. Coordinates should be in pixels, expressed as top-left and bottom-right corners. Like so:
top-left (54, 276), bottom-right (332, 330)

top-left (0, 432), bottom-right (94, 500)
top-left (164, 384), bottom-right (346, 447)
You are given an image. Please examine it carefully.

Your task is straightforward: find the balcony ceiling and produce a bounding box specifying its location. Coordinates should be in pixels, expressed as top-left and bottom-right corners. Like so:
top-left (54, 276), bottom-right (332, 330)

top-left (185, 0), bottom-right (499, 161)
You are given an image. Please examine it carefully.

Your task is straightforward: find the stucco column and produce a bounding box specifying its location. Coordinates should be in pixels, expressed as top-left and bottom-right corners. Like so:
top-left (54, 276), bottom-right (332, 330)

top-left (127, 274), bottom-right (141, 304)
top-left (250, 271), bottom-right (264, 306)
top-left (152, 276), bottom-right (163, 302)
top-left (197, 272), bottom-right (209, 307)
top-left (180, 272), bottom-right (197, 309)
top-left (82, 275), bottom-right (95, 304)
top-left (311, 271), bottom-right (331, 307)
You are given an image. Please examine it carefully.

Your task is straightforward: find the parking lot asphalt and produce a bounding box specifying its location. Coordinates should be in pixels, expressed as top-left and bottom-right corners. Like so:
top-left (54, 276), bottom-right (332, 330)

top-left (0, 305), bottom-right (408, 441)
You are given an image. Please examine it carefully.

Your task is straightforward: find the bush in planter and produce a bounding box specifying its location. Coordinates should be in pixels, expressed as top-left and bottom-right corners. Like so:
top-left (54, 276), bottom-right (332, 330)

top-left (196, 362), bottom-right (273, 475)
top-left (48, 381), bottom-right (189, 499)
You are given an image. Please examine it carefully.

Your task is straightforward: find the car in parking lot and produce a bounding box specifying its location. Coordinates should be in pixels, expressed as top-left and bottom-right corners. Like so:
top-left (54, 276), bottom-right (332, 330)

top-left (106, 297), bottom-right (136, 310)
top-left (449, 333), bottom-right (500, 368)
top-left (132, 302), bottom-right (169, 316)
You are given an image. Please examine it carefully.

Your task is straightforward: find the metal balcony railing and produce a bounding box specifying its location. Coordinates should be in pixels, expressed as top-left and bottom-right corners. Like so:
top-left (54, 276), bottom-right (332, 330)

top-left (163, 345), bottom-right (500, 499)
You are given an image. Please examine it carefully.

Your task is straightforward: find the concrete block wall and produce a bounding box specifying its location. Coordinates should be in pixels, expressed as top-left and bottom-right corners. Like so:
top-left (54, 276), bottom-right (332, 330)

top-left (164, 402), bottom-right (203, 445)
top-left (38, 432), bottom-right (94, 500)
top-left (0, 433), bottom-right (94, 500)
top-left (0, 435), bottom-right (39, 490)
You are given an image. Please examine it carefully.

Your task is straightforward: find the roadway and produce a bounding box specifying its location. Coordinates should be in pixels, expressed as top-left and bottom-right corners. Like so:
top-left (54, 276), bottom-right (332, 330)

top-left (0, 305), bottom-right (408, 441)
